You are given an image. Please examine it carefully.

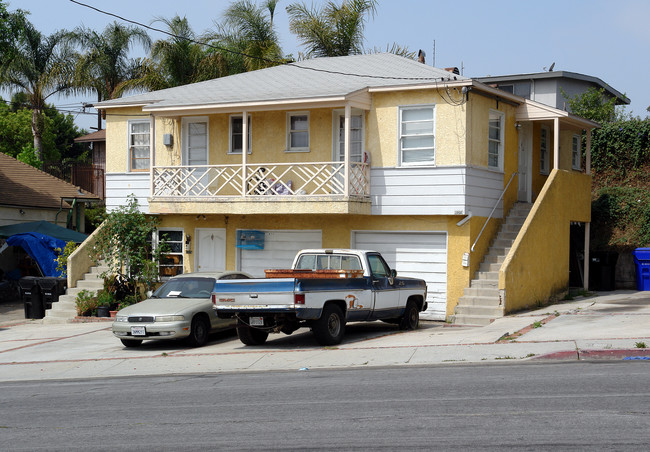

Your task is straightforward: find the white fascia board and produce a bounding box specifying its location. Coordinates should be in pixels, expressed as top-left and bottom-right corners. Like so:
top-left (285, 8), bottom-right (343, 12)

top-left (368, 79), bottom-right (472, 93)
top-left (516, 99), bottom-right (600, 129)
top-left (141, 94), bottom-right (372, 115)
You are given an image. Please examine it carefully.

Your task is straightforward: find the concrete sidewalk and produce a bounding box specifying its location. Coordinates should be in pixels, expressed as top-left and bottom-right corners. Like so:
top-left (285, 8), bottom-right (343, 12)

top-left (0, 290), bottom-right (649, 382)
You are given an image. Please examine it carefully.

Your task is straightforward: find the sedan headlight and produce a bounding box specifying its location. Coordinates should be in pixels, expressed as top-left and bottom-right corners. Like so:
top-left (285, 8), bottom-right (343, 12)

top-left (115, 315), bottom-right (128, 322)
top-left (155, 315), bottom-right (185, 322)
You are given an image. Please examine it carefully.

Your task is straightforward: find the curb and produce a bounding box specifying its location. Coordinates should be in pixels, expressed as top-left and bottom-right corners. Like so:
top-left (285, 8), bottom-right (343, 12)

top-left (533, 348), bottom-right (650, 361)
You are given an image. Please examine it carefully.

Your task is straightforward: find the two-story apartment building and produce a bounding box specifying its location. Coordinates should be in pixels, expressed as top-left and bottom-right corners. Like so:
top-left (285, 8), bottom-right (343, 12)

top-left (94, 53), bottom-right (598, 323)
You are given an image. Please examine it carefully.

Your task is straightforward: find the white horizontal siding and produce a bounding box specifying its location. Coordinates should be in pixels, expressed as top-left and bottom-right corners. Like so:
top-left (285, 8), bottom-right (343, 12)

top-left (370, 166), bottom-right (504, 218)
top-left (105, 173), bottom-right (150, 213)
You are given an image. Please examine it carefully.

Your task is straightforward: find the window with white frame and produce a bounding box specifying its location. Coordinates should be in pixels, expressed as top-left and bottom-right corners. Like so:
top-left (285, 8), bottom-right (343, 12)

top-left (572, 134), bottom-right (581, 170)
top-left (128, 120), bottom-right (150, 171)
top-left (287, 112), bottom-right (309, 152)
top-left (230, 115), bottom-right (251, 154)
top-left (540, 126), bottom-right (550, 174)
top-left (488, 110), bottom-right (504, 170)
top-left (399, 105), bottom-right (435, 165)
top-left (156, 230), bottom-right (184, 278)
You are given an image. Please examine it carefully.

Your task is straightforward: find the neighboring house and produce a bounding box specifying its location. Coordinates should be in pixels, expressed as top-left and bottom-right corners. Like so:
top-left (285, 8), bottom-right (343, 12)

top-left (95, 53), bottom-right (600, 322)
top-left (73, 129), bottom-right (106, 199)
top-left (0, 152), bottom-right (100, 276)
top-left (477, 70), bottom-right (629, 112)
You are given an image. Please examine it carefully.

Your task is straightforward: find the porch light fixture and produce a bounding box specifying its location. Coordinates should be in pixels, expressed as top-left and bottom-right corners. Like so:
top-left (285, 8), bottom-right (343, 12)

top-left (514, 122), bottom-right (522, 130)
top-left (185, 234), bottom-right (191, 249)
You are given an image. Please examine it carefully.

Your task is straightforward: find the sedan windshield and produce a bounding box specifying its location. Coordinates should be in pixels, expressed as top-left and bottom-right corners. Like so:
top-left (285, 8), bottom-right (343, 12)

top-left (153, 278), bottom-right (216, 299)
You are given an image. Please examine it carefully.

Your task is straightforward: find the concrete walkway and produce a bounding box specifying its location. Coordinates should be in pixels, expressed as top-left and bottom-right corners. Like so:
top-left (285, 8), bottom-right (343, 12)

top-left (0, 290), bottom-right (649, 382)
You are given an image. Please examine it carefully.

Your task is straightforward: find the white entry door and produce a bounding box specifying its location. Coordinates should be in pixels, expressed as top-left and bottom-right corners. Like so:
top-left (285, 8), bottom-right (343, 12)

top-left (196, 228), bottom-right (226, 272)
top-left (352, 231), bottom-right (448, 321)
top-left (517, 122), bottom-right (532, 202)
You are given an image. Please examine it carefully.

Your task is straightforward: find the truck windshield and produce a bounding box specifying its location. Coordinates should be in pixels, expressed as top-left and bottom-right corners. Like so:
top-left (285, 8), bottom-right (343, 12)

top-left (295, 254), bottom-right (362, 271)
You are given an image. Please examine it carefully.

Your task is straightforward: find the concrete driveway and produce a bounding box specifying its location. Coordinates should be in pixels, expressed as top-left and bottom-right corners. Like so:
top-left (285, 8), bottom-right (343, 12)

top-left (0, 290), bottom-right (649, 382)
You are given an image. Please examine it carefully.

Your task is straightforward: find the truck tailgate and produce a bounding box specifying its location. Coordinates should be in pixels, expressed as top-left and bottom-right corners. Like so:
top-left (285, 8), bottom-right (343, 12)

top-left (212, 278), bottom-right (296, 309)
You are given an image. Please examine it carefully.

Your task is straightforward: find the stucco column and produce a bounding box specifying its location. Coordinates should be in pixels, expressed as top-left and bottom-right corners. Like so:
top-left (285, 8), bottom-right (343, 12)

top-left (242, 110), bottom-right (248, 196)
top-left (344, 104), bottom-right (351, 197)
top-left (553, 117), bottom-right (560, 170)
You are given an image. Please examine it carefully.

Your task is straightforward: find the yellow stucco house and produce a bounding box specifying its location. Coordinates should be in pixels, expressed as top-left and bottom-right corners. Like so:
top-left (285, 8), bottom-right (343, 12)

top-left (93, 53), bottom-right (598, 324)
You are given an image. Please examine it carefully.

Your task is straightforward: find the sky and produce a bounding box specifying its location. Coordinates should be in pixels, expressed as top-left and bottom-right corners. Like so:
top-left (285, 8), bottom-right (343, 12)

top-left (5, 0), bottom-right (650, 131)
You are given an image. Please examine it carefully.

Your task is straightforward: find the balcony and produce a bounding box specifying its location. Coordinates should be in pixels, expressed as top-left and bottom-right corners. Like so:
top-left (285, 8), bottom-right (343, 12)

top-left (148, 161), bottom-right (371, 215)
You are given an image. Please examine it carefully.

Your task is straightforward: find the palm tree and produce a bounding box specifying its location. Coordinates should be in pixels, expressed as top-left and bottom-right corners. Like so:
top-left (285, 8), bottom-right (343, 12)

top-left (0, 18), bottom-right (76, 160)
top-left (213, 0), bottom-right (284, 72)
top-left (286, 0), bottom-right (377, 57)
top-left (71, 22), bottom-right (151, 130)
top-left (130, 15), bottom-right (225, 91)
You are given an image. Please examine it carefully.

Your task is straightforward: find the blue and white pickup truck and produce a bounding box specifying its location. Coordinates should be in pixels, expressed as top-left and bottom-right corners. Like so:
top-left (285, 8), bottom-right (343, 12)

top-left (212, 249), bottom-right (427, 345)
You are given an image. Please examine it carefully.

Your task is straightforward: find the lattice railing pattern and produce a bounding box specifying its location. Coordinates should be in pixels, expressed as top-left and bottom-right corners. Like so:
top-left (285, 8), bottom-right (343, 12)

top-left (152, 162), bottom-right (369, 198)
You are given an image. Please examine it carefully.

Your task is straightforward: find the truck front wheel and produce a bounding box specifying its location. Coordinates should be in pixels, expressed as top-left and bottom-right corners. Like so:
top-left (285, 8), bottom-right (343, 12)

top-left (312, 304), bottom-right (345, 345)
top-left (399, 300), bottom-right (419, 330)
top-left (237, 325), bottom-right (269, 345)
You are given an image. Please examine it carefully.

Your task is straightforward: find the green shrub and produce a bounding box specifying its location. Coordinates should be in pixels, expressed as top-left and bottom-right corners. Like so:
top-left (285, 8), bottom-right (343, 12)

top-left (75, 289), bottom-right (99, 316)
top-left (54, 241), bottom-right (78, 277)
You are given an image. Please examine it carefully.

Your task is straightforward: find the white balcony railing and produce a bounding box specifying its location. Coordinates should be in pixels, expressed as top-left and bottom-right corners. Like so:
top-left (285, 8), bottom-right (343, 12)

top-left (152, 162), bottom-right (370, 199)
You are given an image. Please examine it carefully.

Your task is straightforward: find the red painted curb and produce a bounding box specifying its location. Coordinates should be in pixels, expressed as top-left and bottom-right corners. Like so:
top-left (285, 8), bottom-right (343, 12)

top-left (534, 349), bottom-right (650, 361)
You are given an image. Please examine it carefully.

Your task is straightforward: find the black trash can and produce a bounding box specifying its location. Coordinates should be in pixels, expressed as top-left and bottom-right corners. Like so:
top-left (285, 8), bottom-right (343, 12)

top-left (589, 251), bottom-right (619, 291)
top-left (38, 277), bottom-right (67, 309)
top-left (19, 276), bottom-right (45, 319)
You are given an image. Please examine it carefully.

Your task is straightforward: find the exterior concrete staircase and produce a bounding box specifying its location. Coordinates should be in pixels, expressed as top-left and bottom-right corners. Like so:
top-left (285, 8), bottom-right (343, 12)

top-left (42, 263), bottom-right (108, 324)
top-left (451, 202), bottom-right (533, 326)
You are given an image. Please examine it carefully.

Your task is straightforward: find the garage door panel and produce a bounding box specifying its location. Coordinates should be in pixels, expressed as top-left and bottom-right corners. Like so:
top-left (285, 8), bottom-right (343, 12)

top-left (239, 230), bottom-right (322, 277)
top-left (353, 231), bottom-right (447, 321)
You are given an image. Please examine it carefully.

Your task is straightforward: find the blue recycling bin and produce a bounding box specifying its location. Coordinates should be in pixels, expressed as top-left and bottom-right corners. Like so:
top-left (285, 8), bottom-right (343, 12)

top-left (632, 248), bottom-right (650, 291)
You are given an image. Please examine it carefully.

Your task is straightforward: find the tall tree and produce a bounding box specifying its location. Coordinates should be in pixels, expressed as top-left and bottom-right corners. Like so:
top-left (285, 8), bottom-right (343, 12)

top-left (286, 0), bottom-right (377, 57)
top-left (0, 17), bottom-right (76, 160)
top-left (212, 0), bottom-right (284, 72)
top-left (70, 22), bottom-right (151, 130)
top-left (130, 15), bottom-right (225, 91)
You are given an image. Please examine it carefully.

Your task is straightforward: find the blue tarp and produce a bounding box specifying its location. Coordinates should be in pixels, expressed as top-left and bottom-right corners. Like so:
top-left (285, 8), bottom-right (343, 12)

top-left (6, 232), bottom-right (66, 277)
top-left (0, 221), bottom-right (87, 242)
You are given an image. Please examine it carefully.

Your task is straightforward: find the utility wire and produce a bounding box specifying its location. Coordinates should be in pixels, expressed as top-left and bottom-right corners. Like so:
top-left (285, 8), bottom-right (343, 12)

top-left (69, 0), bottom-right (456, 83)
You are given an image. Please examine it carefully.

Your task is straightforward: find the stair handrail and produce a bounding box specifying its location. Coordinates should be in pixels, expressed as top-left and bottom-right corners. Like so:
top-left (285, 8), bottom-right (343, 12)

top-left (471, 171), bottom-right (518, 252)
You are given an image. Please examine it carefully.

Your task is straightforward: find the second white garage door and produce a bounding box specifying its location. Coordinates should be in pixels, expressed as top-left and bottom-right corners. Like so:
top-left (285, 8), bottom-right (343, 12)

top-left (238, 230), bottom-right (322, 277)
top-left (352, 231), bottom-right (447, 321)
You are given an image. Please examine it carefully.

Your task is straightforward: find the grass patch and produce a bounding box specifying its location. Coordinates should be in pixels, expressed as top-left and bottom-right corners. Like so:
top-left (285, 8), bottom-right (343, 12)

top-left (635, 341), bottom-right (647, 349)
top-left (495, 356), bottom-right (516, 360)
top-left (532, 321), bottom-right (543, 329)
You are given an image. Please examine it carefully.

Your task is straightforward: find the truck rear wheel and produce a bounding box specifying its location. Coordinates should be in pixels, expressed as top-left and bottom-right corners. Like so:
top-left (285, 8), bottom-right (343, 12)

top-left (312, 304), bottom-right (345, 345)
top-left (237, 325), bottom-right (269, 345)
top-left (399, 300), bottom-right (419, 330)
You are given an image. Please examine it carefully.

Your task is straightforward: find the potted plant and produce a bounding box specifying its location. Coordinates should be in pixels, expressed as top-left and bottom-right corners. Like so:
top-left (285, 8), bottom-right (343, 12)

top-left (95, 290), bottom-right (114, 317)
top-left (75, 289), bottom-right (99, 317)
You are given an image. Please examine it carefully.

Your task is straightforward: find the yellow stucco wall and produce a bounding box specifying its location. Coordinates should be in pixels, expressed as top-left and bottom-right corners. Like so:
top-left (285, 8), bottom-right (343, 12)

top-left (499, 169), bottom-right (591, 312)
top-left (369, 89), bottom-right (468, 167)
top-left (157, 213), bottom-right (470, 318)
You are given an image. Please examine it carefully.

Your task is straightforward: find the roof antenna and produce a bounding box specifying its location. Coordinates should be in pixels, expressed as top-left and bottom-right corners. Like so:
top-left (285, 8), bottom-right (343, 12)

top-left (548, 62), bottom-right (555, 72)
top-left (418, 49), bottom-right (426, 64)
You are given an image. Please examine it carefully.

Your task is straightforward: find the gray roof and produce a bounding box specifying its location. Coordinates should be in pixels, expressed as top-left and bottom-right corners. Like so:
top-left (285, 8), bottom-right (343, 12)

top-left (96, 53), bottom-right (468, 110)
top-left (477, 71), bottom-right (629, 105)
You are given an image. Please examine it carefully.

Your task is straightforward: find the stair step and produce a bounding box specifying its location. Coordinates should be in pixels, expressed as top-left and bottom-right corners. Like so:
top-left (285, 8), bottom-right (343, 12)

top-left (463, 287), bottom-right (500, 297)
top-left (471, 279), bottom-right (498, 288)
top-left (450, 314), bottom-right (496, 326)
top-left (479, 261), bottom-right (503, 272)
top-left (454, 305), bottom-right (504, 317)
top-left (458, 294), bottom-right (502, 306)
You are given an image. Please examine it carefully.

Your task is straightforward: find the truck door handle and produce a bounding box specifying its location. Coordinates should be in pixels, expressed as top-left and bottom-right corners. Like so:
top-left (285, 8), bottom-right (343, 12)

top-left (249, 294), bottom-right (258, 298)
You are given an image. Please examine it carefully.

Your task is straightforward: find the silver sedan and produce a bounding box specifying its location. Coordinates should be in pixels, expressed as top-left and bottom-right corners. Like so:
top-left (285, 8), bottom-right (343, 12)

top-left (112, 271), bottom-right (251, 348)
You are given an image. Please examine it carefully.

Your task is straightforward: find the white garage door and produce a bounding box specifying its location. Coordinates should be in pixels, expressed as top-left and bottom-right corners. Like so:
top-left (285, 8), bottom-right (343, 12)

top-left (238, 230), bottom-right (322, 277)
top-left (352, 231), bottom-right (447, 321)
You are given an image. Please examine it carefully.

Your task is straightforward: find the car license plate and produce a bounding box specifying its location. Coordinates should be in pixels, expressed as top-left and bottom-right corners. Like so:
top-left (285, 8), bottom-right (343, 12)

top-left (131, 326), bottom-right (146, 336)
top-left (249, 316), bottom-right (264, 326)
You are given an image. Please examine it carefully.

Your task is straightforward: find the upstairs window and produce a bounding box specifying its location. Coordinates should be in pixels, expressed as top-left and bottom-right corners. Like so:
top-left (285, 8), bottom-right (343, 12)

top-left (540, 126), bottom-right (550, 174)
top-left (488, 110), bottom-right (504, 171)
top-left (128, 120), bottom-right (150, 172)
top-left (230, 115), bottom-right (251, 154)
top-left (399, 105), bottom-right (435, 165)
top-left (287, 112), bottom-right (309, 152)
top-left (572, 134), bottom-right (581, 170)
